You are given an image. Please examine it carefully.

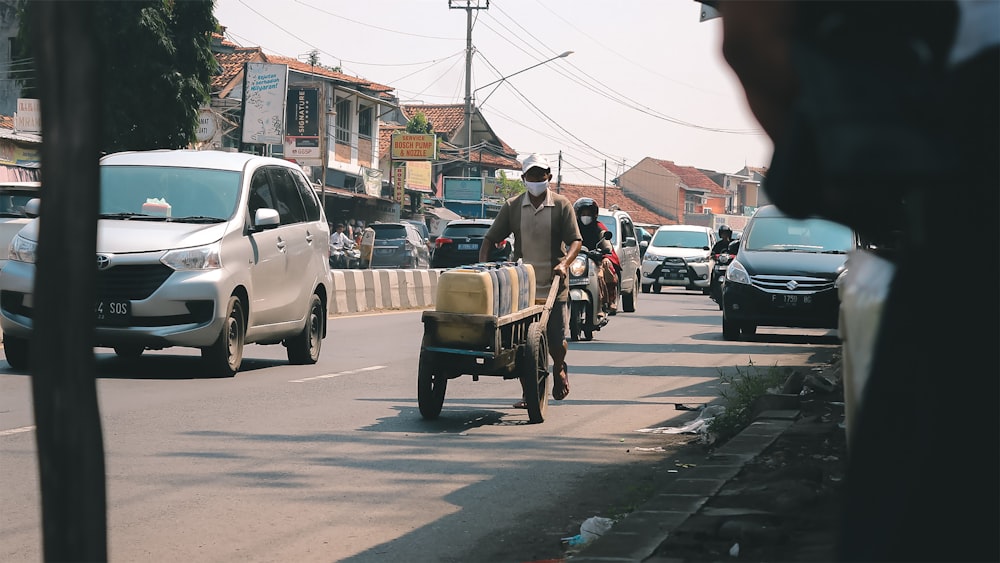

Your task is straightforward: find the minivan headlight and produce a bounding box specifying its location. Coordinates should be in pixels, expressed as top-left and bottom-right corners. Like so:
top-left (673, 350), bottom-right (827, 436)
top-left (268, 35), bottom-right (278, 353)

top-left (643, 250), bottom-right (663, 262)
top-left (726, 259), bottom-right (751, 285)
top-left (161, 242), bottom-right (222, 271)
top-left (9, 234), bottom-right (37, 264)
top-left (686, 254), bottom-right (709, 264)
top-left (569, 255), bottom-right (587, 277)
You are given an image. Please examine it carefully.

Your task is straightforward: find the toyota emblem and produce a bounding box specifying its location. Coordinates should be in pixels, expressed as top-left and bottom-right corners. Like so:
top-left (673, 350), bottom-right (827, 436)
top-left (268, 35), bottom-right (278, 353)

top-left (96, 254), bottom-right (111, 270)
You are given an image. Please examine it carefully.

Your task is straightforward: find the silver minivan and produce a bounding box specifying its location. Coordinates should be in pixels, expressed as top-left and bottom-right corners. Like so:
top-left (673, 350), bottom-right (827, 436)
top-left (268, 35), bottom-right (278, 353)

top-left (597, 207), bottom-right (641, 312)
top-left (0, 150), bottom-right (333, 376)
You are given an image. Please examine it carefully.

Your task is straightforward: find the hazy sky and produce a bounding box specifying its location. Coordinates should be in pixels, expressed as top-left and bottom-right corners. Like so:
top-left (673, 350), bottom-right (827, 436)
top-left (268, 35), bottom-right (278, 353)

top-left (213, 0), bottom-right (773, 184)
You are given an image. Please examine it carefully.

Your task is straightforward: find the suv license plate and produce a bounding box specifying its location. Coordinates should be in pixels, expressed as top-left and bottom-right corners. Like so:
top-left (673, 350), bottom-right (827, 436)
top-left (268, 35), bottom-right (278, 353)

top-left (96, 299), bottom-right (131, 323)
top-left (773, 294), bottom-right (810, 307)
top-left (458, 243), bottom-right (478, 250)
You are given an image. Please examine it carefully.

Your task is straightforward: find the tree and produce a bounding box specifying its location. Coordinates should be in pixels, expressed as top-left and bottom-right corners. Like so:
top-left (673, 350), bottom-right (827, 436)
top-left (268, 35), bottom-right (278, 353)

top-left (17, 0), bottom-right (217, 153)
top-left (406, 111), bottom-right (433, 134)
top-left (493, 169), bottom-right (524, 199)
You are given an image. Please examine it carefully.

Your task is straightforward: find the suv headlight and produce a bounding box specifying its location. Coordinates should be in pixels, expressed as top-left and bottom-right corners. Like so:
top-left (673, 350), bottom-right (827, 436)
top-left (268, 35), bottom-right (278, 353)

top-left (726, 259), bottom-right (750, 285)
top-left (9, 234), bottom-right (37, 264)
top-left (569, 255), bottom-right (587, 277)
top-left (161, 242), bottom-right (222, 271)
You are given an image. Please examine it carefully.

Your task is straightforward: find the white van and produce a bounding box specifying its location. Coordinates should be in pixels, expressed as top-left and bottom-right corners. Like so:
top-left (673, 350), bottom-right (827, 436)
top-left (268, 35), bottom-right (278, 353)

top-left (640, 225), bottom-right (717, 293)
top-left (0, 150), bottom-right (333, 376)
top-left (597, 207), bottom-right (642, 312)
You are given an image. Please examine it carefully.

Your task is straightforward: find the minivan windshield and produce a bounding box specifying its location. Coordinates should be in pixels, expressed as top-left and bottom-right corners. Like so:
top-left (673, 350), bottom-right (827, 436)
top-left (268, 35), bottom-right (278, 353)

top-left (651, 229), bottom-right (709, 249)
top-left (744, 217), bottom-right (854, 253)
top-left (598, 214), bottom-right (617, 242)
top-left (100, 166), bottom-right (240, 221)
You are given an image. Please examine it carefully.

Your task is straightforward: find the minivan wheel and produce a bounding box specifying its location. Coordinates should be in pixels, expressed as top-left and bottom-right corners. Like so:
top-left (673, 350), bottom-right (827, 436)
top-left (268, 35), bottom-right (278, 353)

top-left (621, 273), bottom-right (638, 312)
top-left (641, 283), bottom-right (651, 294)
top-left (722, 315), bottom-right (741, 341)
top-left (113, 345), bottom-right (144, 359)
top-left (202, 296), bottom-right (244, 377)
top-left (287, 294), bottom-right (323, 365)
top-left (3, 334), bottom-right (29, 370)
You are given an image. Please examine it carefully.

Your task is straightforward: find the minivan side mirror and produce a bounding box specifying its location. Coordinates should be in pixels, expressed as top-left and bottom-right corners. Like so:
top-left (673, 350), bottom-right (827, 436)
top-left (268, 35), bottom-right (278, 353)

top-left (252, 208), bottom-right (280, 231)
top-left (24, 198), bottom-right (40, 218)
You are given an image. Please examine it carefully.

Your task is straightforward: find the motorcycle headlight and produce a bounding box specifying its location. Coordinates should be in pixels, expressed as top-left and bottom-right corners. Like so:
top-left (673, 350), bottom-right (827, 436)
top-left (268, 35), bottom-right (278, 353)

top-left (569, 255), bottom-right (587, 277)
top-left (726, 259), bottom-right (750, 285)
top-left (9, 234), bottom-right (37, 264)
top-left (686, 254), bottom-right (709, 264)
top-left (161, 242), bottom-right (222, 271)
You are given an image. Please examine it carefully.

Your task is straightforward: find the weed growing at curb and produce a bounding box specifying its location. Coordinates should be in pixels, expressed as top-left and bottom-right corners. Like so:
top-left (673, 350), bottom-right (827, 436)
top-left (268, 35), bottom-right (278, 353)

top-left (708, 360), bottom-right (788, 443)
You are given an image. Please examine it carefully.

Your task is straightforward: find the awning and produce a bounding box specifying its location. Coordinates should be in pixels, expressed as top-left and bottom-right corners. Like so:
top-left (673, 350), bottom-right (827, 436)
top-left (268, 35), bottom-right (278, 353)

top-left (425, 206), bottom-right (462, 221)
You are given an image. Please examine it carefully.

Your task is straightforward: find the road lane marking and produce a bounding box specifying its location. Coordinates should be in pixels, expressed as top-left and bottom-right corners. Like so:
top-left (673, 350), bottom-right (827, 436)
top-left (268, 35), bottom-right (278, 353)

top-left (289, 365), bottom-right (386, 383)
top-left (0, 425), bottom-right (35, 437)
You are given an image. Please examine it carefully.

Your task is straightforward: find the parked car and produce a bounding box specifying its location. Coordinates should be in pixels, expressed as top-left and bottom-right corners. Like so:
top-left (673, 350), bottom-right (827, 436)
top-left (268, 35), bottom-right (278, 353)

top-left (641, 225), bottom-right (716, 293)
top-left (431, 218), bottom-right (510, 268)
top-left (722, 204), bottom-right (857, 340)
top-left (0, 181), bottom-right (41, 271)
top-left (0, 150), bottom-right (333, 376)
top-left (597, 207), bottom-right (641, 312)
top-left (634, 225), bottom-right (652, 259)
top-left (369, 222), bottom-right (431, 268)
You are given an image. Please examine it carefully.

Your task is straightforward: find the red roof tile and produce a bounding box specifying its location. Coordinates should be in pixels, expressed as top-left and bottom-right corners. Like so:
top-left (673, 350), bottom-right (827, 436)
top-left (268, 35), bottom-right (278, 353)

top-left (264, 54), bottom-right (393, 95)
top-left (212, 46), bottom-right (264, 93)
top-left (653, 159), bottom-right (728, 195)
top-left (552, 182), bottom-right (675, 226)
top-left (0, 115), bottom-right (12, 129)
top-left (401, 104), bottom-right (466, 137)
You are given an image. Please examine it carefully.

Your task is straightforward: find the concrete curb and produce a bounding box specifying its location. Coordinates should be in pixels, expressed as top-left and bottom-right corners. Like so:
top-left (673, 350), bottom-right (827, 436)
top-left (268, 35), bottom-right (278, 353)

top-left (571, 412), bottom-right (800, 563)
top-left (328, 268), bottom-right (442, 315)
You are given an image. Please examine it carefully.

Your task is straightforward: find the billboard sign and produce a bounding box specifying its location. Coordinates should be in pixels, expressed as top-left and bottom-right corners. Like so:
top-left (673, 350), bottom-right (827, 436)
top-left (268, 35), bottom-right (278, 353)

top-left (444, 177), bottom-right (484, 201)
top-left (391, 133), bottom-right (437, 160)
top-left (14, 98), bottom-right (40, 133)
top-left (241, 62), bottom-right (287, 144)
top-left (284, 87), bottom-right (320, 162)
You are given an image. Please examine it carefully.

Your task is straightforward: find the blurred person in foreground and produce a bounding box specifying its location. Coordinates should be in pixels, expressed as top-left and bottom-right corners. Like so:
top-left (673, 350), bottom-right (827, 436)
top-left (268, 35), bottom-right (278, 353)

top-left (481, 153), bottom-right (582, 404)
top-left (712, 1), bottom-right (998, 561)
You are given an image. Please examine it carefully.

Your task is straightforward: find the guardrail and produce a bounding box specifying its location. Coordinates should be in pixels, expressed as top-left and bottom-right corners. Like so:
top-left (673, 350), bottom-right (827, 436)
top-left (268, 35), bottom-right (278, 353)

top-left (329, 268), bottom-right (443, 315)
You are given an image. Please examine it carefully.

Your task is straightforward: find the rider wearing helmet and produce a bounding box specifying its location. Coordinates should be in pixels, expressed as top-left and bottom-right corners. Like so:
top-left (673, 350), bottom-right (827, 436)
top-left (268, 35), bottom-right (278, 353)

top-left (712, 225), bottom-right (734, 255)
top-left (574, 197), bottom-right (619, 313)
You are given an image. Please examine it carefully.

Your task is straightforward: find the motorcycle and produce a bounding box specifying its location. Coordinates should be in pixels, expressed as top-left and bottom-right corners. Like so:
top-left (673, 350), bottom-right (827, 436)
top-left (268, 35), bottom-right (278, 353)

top-left (709, 241), bottom-right (738, 309)
top-left (568, 237), bottom-right (613, 341)
top-left (330, 240), bottom-right (361, 269)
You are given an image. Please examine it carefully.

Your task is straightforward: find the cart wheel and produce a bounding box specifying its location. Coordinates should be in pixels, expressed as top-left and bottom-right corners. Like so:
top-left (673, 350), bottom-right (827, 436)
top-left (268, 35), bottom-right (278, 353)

top-left (418, 349), bottom-right (447, 419)
top-left (520, 322), bottom-right (550, 423)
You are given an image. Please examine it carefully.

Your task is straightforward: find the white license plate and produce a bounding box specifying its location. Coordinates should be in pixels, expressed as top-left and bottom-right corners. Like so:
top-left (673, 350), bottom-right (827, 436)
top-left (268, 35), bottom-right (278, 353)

top-left (375, 248), bottom-right (394, 255)
top-left (457, 243), bottom-right (478, 250)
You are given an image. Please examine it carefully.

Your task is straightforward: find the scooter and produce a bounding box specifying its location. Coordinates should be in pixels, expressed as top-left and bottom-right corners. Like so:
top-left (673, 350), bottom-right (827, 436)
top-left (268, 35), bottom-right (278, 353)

top-left (330, 240), bottom-right (361, 269)
top-left (568, 236), bottom-right (613, 341)
top-left (709, 241), bottom-right (738, 309)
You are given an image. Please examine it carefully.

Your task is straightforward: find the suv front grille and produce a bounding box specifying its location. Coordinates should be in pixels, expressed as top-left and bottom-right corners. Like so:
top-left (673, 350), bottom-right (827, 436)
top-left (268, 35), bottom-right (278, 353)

top-left (96, 264), bottom-right (174, 300)
top-left (750, 274), bottom-right (834, 293)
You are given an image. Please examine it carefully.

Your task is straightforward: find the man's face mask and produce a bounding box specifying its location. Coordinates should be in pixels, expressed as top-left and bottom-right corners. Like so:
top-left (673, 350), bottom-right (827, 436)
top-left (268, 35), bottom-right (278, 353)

top-left (580, 216), bottom-right (594, 225)
top-left (524, 181), bottom-right (548, 196)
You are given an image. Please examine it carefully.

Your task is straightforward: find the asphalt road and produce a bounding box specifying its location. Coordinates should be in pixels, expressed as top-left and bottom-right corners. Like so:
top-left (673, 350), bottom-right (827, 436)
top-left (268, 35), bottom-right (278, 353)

top-left (0, 288), bottom-right (839, 562)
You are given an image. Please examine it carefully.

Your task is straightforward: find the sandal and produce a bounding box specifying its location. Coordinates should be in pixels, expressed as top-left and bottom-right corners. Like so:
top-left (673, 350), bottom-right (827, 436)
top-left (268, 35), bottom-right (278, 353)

top-left (512, 400), bottom-right (528, 409)
top-left (553, 362), bottom-right (570, 400)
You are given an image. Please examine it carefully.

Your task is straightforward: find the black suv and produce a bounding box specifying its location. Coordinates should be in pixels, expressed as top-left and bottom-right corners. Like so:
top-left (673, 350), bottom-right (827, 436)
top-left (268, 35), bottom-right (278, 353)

top-left (431, 219), bottom-right (511, 268)
top-left (721, 205), bottom-right (858, 340)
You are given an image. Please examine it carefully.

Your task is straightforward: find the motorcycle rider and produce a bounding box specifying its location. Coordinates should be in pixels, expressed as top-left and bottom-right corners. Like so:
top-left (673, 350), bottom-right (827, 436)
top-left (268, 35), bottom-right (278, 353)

top-left (709, 225), bottom-right (734, 306)
top-left (329, 222), bottom-right (352, 268)
top-left (573, 197), bottom-right (619, 314)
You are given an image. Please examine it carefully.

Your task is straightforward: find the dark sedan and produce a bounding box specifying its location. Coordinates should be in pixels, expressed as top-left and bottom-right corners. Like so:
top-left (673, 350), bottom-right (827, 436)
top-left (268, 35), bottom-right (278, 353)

top-left (431, 219), bottom-right (511, 268)
top-left (721, 205), bottom-right (857, 340)
top-left (369, 222), bottom-right (431, 269)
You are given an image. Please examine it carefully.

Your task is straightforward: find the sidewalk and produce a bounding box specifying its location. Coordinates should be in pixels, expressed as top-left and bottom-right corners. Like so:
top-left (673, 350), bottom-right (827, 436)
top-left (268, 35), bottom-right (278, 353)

top-left (571, 351), bottom-right (845, 563)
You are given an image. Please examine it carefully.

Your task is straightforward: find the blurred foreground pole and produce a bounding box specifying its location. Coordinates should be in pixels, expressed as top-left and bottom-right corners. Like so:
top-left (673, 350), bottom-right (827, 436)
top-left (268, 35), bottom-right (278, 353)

top-left (29, 2), bottom-right (107, 561)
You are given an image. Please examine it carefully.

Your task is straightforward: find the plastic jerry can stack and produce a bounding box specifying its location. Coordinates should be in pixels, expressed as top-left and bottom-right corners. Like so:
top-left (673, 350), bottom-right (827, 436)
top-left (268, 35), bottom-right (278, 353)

top-left (433, 262), bottom-right (536, 347)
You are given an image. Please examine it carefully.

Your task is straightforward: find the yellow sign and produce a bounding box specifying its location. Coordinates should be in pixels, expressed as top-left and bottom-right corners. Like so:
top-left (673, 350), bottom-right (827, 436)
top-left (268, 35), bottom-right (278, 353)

top-left (393, 162), bottom-right (406, 203)
top-left (406, 161), bottom-right (432, 193)
top-left (391, 133), bottom-right (437, 160)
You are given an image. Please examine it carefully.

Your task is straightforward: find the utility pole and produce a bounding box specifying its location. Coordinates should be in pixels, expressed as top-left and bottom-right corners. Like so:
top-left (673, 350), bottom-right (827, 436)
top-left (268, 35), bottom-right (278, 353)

top-left (450, 0), bottom-right (489, 178)
top-left (556, 150), bottom-right (562, 194)
top-left (603, 160), bottom-right (607, 208)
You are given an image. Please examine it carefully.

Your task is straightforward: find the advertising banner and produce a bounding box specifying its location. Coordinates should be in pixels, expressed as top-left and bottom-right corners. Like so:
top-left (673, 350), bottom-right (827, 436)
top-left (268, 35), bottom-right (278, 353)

top-left (443, 177), bottom-right (484, 201)
top-left (390, 133), bottom-right (437, 160)
top-left (405, 161), bottom-right (433, 193)
top-left (284, 87), bottom-right (320, 163)
top-left (393, 162), bottom-right (406, 203)
top-left (241, 62), bottom-right (287, 144)
top-left (14, 98), bottom-right (40, 133)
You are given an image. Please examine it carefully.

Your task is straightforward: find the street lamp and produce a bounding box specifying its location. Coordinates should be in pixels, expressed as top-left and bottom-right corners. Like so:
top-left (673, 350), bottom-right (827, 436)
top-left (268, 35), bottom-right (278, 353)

top-left (464, 50), bottom-right (573, 173)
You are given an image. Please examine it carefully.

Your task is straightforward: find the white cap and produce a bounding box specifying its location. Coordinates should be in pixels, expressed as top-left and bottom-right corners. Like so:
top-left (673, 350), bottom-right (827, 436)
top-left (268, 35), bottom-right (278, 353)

top-left (521, 153), bottom-right (551, 174)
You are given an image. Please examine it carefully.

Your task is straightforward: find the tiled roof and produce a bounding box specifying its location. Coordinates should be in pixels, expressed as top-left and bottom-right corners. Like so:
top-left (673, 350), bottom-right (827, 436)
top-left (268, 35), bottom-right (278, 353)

top-left (0, 115), bottom-right (12, 129)
top-left (263, 54), bottom-right (394, 96)
top-left (652, 160), bottom-right (728, 196)
top-left (401, 104), bottom-right (465, 137)
top-left (552, 182), bottom-right (675, 226)
top-left (212, 46), bottom-right (264, 93)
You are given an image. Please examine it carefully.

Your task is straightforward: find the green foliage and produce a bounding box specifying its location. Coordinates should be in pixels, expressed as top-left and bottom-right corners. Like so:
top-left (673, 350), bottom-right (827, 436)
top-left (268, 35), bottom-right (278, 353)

top-left (708, 360), bottom-right (788, 443)
top-left (406, 112), bottom-right (433, 134)
top-left (493, 169), bottom-right (524, 199)
top-left (17, 0), bottom-right (217, 153)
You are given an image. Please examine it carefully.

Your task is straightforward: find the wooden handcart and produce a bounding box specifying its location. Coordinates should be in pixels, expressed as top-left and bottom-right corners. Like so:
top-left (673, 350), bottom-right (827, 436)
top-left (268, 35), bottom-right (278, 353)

top-left (418, 277), bottom-right (561, 423)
